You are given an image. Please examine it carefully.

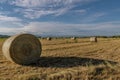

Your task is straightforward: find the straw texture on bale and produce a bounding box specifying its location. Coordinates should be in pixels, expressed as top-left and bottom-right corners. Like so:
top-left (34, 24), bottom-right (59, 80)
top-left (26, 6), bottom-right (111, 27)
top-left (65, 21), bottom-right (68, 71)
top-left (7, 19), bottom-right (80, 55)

top-left (90, 37), bottom-right (97, 42)
top-left (2, 34), bottom-right (42, 65)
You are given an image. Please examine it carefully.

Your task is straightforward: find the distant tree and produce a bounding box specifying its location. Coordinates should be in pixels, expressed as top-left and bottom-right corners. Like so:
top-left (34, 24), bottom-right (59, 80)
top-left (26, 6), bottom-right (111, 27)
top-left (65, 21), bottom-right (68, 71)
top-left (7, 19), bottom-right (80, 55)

top-left (0, 35), bottom-right (10, 38)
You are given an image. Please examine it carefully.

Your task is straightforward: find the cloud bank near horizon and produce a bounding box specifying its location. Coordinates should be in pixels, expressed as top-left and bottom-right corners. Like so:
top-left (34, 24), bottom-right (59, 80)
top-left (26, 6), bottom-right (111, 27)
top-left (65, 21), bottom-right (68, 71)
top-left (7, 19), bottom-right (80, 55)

top-left (0, 21), bottom-right (120, 36)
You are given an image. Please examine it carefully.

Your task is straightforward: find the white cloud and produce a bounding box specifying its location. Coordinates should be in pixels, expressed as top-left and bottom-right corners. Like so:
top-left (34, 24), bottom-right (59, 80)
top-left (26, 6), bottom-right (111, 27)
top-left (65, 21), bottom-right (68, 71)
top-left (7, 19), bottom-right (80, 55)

top-left (11, 0), bottom-right (99, 8)
top-left (0, 26), bottom-right (26, 35)
top-left (0, 14), bottom-right (24, 34)
top-left (20, 6), bottom-right (73, 19)
top-left (11, 0), bottom-right (81, 8)
top-left (0, 21), bottom-right (120, 36)
top-left (10, 0), bottom-right (99, 19)
top-left (93, 13), bottom-right (106, 17)
top-left (22, 21), bottom-right (120, 36)
top-left (0, 27), bottom-right (20, 32)
top-left (0, 15), bottom-right (21, 22)
top-left (81, 12), bottom-right (106, 22)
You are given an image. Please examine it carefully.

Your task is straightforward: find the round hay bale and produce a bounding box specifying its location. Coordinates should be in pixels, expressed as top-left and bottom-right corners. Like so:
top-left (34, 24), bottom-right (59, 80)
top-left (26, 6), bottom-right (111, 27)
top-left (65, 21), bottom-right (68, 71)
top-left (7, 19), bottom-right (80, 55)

top-left (71, 37), bottom-right (76, 40)
top-left (90, 37), bottom-right (97, 42)
top-left (2, 34), bottom-right (42, 65)
top-left (47, 37), bottom-right (52, 40)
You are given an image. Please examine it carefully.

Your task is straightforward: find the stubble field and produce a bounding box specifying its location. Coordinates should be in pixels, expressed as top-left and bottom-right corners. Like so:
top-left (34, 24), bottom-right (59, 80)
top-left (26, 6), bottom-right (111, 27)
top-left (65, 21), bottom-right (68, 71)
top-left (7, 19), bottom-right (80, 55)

top-left (0, 38), bottom-right (120, 80)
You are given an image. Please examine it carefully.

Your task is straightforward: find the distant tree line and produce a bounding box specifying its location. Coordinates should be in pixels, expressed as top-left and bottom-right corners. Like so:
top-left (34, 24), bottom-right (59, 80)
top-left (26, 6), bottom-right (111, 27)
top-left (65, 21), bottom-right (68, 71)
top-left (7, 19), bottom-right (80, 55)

top-left (0, 35), bottom-right (10, 38)
top-left (110, 35), bottom-right (120, 38)
top-left (96, 35), bottom-right (120, 38)
top-left (39, 35), bottom-right (120, 39)
top-left (1, 34), bottom-right (120, 38)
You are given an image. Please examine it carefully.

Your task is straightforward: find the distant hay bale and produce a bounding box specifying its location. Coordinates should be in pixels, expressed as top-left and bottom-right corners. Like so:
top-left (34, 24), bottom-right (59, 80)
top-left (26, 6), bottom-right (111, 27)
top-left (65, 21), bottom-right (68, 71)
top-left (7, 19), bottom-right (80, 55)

top-left (47, 37), bottom-right (52, 40)
top-left (90, 37), bottom-right (97, 42)
top-left (71, 37), bottom-right (76, 40)
top-left (2, 34), bottom-right (42, 65)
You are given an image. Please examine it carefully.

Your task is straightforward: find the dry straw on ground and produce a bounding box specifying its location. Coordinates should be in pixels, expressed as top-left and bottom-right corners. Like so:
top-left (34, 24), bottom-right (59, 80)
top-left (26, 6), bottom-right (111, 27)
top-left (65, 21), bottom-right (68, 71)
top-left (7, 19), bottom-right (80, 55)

top-left (2, 34), bottom-right (42, 65)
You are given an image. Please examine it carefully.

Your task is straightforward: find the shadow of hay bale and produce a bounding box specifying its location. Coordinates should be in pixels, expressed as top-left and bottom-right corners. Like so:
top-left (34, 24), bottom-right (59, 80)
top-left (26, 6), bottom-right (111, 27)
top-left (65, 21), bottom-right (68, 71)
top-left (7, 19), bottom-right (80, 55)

top-left (29, 57), bottom-right (118, 68)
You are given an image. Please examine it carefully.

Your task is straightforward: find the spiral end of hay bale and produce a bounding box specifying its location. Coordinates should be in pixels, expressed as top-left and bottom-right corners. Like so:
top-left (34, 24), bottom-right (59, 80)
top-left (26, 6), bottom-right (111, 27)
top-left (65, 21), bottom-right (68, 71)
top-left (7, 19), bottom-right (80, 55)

top-left (2, 34), bottom-right (42, 65)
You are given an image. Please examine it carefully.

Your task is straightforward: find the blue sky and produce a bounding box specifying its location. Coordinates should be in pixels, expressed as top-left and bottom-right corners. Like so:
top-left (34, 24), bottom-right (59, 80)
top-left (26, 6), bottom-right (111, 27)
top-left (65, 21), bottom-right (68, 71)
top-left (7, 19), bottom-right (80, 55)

top-left (0, 0), bottom-right (120, 36)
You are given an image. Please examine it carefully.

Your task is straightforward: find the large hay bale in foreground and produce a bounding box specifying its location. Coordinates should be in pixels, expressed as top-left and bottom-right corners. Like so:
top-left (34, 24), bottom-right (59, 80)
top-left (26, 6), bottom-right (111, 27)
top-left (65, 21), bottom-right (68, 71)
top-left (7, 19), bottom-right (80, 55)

top-left (2, 34), bottom-right (42, 65)
top-left (90, 37), bottom-right (97, 42)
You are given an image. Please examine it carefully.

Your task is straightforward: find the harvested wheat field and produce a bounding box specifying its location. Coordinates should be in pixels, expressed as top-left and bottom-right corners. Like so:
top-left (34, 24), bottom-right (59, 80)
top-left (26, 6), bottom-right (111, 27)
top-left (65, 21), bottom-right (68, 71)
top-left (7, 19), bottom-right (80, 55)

top-left (0, 38), bottom-right (120, 80)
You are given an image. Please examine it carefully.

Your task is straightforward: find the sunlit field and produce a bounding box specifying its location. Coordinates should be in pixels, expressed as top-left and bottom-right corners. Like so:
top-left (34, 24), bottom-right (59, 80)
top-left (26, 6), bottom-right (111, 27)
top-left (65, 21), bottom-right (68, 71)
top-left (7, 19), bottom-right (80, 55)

top-left (0, 38), bottom-right (120, 80)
